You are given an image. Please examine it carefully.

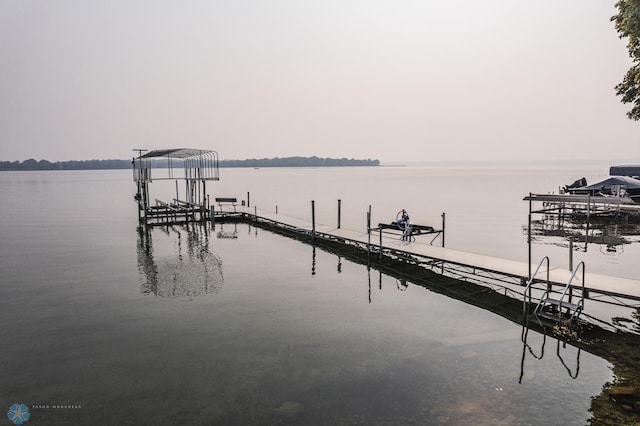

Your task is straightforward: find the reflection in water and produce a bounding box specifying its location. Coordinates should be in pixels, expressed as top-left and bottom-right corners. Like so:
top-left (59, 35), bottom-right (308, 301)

top-left (137, 224), bottom-right (224, 300)
top-left (632, 308), bottom-right (640, 333)
top-left (259, 225), bottom-right (635, 423)
top-left (558, 339), bottom-right (581, 379)
top-left (519, 324), bottom-right (581, 384)
top-left (309, 239), bottom-right (590, 388)
top-left (217, 223), bottom-right (238, 239)
top-left (368, 265), bottom-right (371, 304)
top-left (613, 307), bottom-right (640, 334)
top-left (396, 279), bottom-right (408, 291)
top-left (528, 216), bottom-right (640, 253)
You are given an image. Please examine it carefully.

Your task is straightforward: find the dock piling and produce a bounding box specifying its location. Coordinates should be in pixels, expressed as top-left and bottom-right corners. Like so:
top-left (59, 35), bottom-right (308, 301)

top-left (311, 200), bottom-right (316, 239)
top-left (367, 205), bottom-right (371, 252)
top-left (528, 193), bottom-right (532, 279)
top-left (585, 194), bottom-right (591, 248)
top-left (338, 199), bottom-right (341, 229)
top-left (569, 239), bottom-right (574, 271)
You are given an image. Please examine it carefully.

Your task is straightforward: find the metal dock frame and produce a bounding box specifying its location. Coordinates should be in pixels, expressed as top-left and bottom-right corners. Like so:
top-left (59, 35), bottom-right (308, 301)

top-left (133, 148), bottom-right (220, 226)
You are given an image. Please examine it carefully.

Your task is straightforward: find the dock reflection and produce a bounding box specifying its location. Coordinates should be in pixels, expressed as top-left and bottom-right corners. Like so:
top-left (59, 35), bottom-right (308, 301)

top-left (306, 237), bottom-right (593, 385)
top-left (136, 224), bottom-right (224, 300)
top-left (528, 217), bottom-right (640, 252)
top-left (216, 223), bottom-right (238, 239)
top-left (519, 324), bottom-right (580, 383)
top-left (244, 222), bottom-right (638, 422)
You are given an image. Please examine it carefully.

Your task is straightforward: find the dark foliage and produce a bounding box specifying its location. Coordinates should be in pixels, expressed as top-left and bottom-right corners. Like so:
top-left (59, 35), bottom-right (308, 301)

top-left (612, 0), bottom-right (640, 120)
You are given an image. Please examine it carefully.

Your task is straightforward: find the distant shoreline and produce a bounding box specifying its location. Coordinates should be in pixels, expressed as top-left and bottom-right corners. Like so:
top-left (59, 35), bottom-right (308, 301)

top-left (0, 156), bottom-right (380, 171)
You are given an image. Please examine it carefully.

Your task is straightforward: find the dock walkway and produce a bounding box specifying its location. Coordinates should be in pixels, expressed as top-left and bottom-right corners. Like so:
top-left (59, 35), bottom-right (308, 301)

top-left (223, 206), bottom-right (640, 304)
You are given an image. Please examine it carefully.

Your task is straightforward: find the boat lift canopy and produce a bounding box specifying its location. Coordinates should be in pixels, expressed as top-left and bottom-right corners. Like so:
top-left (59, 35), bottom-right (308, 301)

top-left (610, 165), bottom-right (640, 178)
top-left (139, 148), bottom-right (216, 160)
top-left (133, 148), bottom-right (219, 182)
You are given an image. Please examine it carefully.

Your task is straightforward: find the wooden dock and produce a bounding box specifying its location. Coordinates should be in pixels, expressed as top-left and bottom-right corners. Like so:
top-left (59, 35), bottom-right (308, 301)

top-left (217, 205), bottom-right (640, 305)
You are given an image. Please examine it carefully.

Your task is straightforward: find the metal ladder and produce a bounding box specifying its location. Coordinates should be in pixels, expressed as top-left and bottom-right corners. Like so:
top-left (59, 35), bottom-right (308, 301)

top-left (519, 323), bottom-right (581, 383)
top-left (535, 261), bottom-right (586, 325)
top-left (523, 258), bottom-right (586, 326)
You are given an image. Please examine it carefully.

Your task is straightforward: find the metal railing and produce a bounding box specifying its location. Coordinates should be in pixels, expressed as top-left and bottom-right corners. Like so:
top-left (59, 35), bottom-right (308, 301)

top-left (523, 256), bottom-right (550, 316)
top-left (553, 261), bottom-right (585, 312)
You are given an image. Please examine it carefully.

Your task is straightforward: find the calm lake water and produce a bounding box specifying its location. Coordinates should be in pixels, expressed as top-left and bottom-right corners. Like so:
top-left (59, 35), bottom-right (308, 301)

top-left (0, 165), bottom-right (635, 425)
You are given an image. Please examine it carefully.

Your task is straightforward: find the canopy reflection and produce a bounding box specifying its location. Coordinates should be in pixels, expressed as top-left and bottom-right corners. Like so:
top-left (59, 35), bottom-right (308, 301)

top-left (137, 224), bottom-right (224, 300)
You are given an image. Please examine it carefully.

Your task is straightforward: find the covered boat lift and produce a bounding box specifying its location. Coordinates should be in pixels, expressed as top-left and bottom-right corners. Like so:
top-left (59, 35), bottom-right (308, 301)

top-left (132, 148), bottom-right (219, 226)
top-left (566, 176), bottom-right (640, 202)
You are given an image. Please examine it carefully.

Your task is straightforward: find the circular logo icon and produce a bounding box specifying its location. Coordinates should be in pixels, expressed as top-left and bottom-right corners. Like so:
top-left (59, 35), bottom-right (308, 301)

top-left (7, 403), bottom-right (30, 425)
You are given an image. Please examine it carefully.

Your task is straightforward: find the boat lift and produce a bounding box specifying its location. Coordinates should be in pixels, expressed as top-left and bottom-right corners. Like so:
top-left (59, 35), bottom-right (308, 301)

top-left (132, 148), bottom-right (219, 226)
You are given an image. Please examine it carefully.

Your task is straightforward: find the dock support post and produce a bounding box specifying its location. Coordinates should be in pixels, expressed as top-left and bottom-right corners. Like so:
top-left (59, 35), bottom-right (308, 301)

top-left (585, 194), bottom-right (591, 249)
top-left (136, 183), bottom-right (143, 224)
top-left (569, 239), bottom-right (574, 271)
top-left (441, 212), bottom-right (446, 247)
top-left (379, 228), bottom-right (383, 262)
top-left (311, 200), bottom-right (316, 240)
top-left (276, 205), bottom-right (278, 214)
top-left (367, 205), bottom-right (371, 252)
top-left (210, 205), bottom-right (215, 226)
top-left (528, 193), bottom-right (532, 279)
top-left (247, 192), bottom-right (250, 208)
top-left (202, 181), bottom-right (207, 220)
top-left (338, 199), bottom-right (341, 229)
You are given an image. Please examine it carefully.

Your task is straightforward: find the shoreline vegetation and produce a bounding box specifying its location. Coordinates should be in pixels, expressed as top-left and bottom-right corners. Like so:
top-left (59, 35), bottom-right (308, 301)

top-left (0, 156), bottom-right (380, 171)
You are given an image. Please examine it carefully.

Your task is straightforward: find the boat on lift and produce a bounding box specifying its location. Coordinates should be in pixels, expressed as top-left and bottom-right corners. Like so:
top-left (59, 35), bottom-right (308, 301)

top-left (563, 165), bottom-right (640, 203)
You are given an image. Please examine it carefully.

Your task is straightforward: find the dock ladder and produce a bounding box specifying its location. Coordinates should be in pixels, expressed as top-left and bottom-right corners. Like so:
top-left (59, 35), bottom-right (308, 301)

top-left (523, 258), bottom-right (586, 326)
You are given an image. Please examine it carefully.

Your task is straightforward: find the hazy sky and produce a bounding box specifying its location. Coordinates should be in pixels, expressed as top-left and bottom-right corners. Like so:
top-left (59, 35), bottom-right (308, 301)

top-left (0, 1), bottom-right (638, 163)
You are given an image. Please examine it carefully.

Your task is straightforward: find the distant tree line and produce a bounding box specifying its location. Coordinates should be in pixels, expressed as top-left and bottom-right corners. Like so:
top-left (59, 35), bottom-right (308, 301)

top-left (220, 156), bottom-right (380, 167)
top-left (0, 156), bottom-right (380, 171)
top-left (0, 159), bottom-right (131, 171)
